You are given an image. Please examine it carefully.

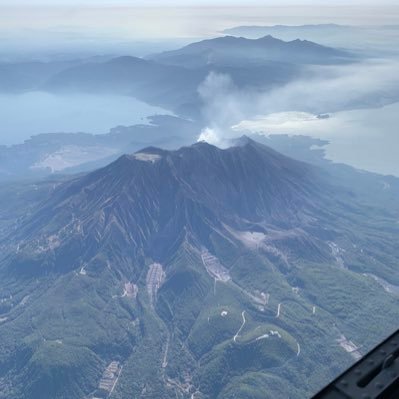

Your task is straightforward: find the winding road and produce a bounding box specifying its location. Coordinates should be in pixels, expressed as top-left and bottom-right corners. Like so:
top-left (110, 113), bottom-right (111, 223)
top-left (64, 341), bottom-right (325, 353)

top-left (233, 311), bottom-right (246, 342)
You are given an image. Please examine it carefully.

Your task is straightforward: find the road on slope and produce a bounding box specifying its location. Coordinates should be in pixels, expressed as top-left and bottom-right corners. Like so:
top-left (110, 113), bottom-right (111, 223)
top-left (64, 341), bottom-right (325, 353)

top-left (233, 311), bottom-right (246, 343)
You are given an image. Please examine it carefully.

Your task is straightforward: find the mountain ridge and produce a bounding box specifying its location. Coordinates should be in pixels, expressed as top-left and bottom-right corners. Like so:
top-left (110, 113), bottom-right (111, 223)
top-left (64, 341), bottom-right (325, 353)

top-left (43, 34), bottom-right (352, 119)
top-left (148, 34), bottom-right (352, 68)
top-left (1, 139), bottom-right (399, 399)
top-left (6, 138), bottom-right (325, 278)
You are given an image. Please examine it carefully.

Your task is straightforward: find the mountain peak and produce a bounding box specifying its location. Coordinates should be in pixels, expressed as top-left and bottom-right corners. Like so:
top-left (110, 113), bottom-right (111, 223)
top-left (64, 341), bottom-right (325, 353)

top-left (257, 34), bottom-right (281, 42)
top-left (11, 138), bottom-right (323, 277)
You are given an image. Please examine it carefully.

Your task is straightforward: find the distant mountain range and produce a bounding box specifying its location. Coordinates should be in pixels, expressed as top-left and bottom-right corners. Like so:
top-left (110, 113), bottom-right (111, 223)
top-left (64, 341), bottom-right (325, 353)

top-left (222, 24), bottom-right (399, 55)
top-left (43, 52), bottom-right (298, 118)
top-left (0, 35), bottom-right (355, 121)
top-left (43, 55), bottom-right (206, 117)
top-left (147, 34), bottom-right (352, 68)
top-left (0, 138), bottom-right (398, 399)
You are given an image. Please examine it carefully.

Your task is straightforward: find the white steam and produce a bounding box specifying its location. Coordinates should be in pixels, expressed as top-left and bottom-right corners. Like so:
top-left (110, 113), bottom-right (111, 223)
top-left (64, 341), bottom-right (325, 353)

top-left (197, 71), bottom-right (245, 147)
top-left (196, 59), bottom-right (399, 175)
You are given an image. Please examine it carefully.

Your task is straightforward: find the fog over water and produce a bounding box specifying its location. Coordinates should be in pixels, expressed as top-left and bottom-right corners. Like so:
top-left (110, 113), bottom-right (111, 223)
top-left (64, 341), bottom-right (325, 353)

top-left (234, 103), bottom-right (399, 177)
top-left (0, 92), bottom-right (169, 145)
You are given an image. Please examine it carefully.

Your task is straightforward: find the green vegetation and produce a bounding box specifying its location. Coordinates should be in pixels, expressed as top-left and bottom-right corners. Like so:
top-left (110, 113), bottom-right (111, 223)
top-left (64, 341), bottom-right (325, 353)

top-left (1, 141), bottom-right (399, 399)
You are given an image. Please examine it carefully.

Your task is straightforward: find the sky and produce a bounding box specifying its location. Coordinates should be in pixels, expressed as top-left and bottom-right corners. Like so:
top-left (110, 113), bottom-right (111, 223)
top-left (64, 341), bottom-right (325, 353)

top-left (1, 0), bottom-right (399, 5)
top-left (1, 4), bottom-right (399, 44)
top-left (1, 0), bottom-right (398, 49)
top-left (2, 0), bottom-right (399, 42)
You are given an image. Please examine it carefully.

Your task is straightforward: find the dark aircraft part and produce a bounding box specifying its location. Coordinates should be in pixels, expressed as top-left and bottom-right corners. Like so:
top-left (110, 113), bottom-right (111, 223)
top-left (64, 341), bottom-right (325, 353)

top-left (313, 329), bottom-right (399, 399)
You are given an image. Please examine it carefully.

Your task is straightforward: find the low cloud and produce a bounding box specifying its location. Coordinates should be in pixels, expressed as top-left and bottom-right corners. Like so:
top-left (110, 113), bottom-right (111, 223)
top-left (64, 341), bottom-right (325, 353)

top-left (197, 59), bottom-right (399, 146)
top-left (258, 59), bottom-right (399, 114)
